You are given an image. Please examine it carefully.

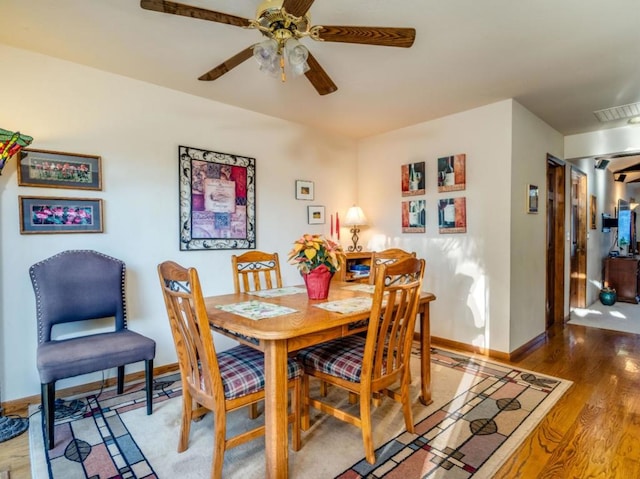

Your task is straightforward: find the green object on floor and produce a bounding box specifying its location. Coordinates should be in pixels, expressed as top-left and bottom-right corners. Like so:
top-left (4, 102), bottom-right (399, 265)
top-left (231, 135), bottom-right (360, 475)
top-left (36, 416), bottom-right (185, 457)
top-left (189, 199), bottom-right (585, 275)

top-left (599, 289), bottom-right (617, 306)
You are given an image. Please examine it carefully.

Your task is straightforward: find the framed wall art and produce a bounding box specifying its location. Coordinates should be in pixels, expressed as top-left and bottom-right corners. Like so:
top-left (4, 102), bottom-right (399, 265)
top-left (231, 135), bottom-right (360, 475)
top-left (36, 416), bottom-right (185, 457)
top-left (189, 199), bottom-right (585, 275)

top-left (527, 184), bottom-right (539, 214)
top-left (307, 205), bottom-right (325, 224)
top-left (19, 196), bottom-right (103, 234)
top-left (401, 161), bottom-right (425, 197)
top-left (590, 195), bottom-right (597, 229)
top-left (401, 199), bottom-right (426, 233)
top-left (438, 197), bottom-right (467, 234)
top-left (437, 154), bottom-right (466, 192)
top-left (179, 145), bottom-right (255, 250)
top-left (18, 149), bottom-right (102, 190)
top-left (295, 180), bottom-right (314, 200)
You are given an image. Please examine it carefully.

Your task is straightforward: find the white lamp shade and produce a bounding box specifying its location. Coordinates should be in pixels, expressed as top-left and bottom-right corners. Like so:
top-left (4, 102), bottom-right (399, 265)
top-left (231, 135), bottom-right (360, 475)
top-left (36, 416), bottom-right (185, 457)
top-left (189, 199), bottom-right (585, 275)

top-left (344, 206), bottom-right (367, 226)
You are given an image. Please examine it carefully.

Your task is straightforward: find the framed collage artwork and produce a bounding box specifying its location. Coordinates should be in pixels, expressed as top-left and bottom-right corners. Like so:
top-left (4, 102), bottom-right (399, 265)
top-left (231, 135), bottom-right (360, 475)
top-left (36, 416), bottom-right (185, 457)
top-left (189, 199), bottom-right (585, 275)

top-left (179, 145), bottom-right (255, 250)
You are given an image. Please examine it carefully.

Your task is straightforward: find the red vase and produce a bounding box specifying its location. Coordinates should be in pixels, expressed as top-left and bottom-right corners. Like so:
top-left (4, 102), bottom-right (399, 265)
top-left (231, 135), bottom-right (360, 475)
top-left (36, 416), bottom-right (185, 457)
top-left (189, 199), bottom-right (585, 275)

top-left (302, 264), bottom-right (333, 300)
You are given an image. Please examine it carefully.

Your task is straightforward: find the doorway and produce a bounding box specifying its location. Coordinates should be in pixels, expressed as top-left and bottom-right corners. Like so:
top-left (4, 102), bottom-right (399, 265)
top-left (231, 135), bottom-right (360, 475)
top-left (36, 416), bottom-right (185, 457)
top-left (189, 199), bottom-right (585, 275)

top-left (570, 166), bottom-right (588, 309)
top-left (546, 155), bottom-right (565, 328)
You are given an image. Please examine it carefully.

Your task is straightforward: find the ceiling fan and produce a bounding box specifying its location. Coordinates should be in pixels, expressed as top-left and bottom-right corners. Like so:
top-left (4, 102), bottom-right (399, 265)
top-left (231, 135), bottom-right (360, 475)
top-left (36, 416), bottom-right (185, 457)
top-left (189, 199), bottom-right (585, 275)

top-left (140, 0), bottom-right (416, 95)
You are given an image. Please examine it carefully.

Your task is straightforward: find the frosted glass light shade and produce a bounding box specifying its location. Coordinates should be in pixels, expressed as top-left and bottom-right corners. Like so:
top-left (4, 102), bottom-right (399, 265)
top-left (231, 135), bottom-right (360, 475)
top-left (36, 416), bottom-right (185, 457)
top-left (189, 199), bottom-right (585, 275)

top-left (344, 206), bottom-right (367, 226)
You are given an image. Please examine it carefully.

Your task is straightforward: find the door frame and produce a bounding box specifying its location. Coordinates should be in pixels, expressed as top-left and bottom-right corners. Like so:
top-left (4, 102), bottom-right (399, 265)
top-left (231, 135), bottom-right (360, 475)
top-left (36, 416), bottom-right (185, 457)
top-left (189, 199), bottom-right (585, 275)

top-left (569, 166), bottom-right (588, 309)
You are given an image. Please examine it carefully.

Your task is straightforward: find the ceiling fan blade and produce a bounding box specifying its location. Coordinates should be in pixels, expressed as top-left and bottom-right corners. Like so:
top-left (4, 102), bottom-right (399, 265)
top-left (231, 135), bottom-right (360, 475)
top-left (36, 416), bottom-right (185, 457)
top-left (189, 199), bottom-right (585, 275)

top-left (304, 52), bottom-right (337, 96)
top-left (282, 0), bottom-right (315, 17)
top-left (140, 0), bottom-right (251, 28)
top-left (316, 26), bottom-right (416, 48)
top-left (198, 46), bottom-right (254, 81)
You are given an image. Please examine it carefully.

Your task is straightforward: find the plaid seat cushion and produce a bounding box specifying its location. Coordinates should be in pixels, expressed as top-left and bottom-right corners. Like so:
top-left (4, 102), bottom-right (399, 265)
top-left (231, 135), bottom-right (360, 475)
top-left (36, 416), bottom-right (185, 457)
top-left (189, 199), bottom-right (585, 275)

top-left (218, 345), bottom-right (302, 400)
top-left (298, 336), bottom-right (367, 383)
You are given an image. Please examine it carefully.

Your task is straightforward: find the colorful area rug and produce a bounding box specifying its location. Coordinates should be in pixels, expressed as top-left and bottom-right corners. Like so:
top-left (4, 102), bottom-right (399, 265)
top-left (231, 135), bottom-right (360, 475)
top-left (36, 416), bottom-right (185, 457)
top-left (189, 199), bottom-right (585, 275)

top-left (29, 347), bottom-right (571, 479)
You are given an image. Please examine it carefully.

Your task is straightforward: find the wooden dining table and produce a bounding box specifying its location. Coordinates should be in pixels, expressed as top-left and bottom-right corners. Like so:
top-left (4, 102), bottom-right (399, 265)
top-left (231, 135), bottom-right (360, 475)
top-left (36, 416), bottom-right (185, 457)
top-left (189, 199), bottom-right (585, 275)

top-left (203, 282), bottom-right (436, 479)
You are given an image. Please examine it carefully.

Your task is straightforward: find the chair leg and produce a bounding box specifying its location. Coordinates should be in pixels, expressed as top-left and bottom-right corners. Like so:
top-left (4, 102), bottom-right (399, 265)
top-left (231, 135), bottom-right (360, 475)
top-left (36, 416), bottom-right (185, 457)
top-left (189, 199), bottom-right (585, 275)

top-left (178, 389), bottom-right (193, 453)
top-left (360, 395), bottom-right (376, 464)
top-left (291, 378), bottom-right (301, 451)
top-left (248, 402), bottom-right (259, 419)
top-left (400, 371), bottom-right (414, 434)
top-left (117, 365), bottom-right (125, 394)
top-left (320, 380), bottom-right (329, 397)
top-left (212, 404), bottom-right (227, 479)
top-left (301, 374), bottom-right (310, 431)
top-left (41, 382), bottom-right (55, 450)
top-left (146, 359), bottom-right (154, 415)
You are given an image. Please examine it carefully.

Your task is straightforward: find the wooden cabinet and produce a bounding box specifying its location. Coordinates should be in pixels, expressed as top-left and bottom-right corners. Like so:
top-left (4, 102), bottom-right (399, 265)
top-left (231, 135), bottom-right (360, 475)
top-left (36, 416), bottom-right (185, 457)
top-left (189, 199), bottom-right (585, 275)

top-left (334, 252), bottom-right (372, 283)
top-left (603, 257), bottom-right (640, 303)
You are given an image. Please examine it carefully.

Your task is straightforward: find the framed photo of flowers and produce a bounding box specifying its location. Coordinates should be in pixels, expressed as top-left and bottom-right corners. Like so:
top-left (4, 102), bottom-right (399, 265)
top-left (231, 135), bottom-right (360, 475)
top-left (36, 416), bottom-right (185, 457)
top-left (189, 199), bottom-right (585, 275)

top-left (19, 196), bottom-right (103, 234)
top-left (18, 149), bottom-right (102, 190)
top-left (179, 145), bottom-right (255, 250)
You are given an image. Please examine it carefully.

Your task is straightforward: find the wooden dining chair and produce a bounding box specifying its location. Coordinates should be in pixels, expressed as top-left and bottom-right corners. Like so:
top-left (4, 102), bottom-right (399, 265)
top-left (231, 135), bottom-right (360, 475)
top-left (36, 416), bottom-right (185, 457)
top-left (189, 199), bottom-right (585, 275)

top-left (298, 257), bottom-right (425, 464)
top-left (157, 261), bottom-right (301, 479)
top-left (231, 251), bottom-right (282, 293)
top-left (368, 248), bottom-right (417, 284)
top-left (231, 250), bottom-right (283, 418)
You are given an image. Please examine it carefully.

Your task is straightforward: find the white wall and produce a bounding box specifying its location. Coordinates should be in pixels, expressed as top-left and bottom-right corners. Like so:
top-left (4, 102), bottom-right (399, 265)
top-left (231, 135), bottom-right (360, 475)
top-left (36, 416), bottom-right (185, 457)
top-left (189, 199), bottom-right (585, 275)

top-left (357, 100), bottom-right (515, 353)
top-left (510, 101), bottom-right (564, 348)
top-left (0, 45), bottom-right (358, 401)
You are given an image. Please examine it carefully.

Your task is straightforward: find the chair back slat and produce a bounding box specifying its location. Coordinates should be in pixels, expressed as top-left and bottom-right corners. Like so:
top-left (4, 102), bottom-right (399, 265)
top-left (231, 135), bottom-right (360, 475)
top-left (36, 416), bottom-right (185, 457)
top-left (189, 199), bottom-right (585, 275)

top-left (364, 257), bottom-right (425, 385)
top-left (368, 248), bottom-right (416, 284)
top-left (158, 261), bottom-right (223, 408)
top-left (232, 251), bottom-right (282, 293)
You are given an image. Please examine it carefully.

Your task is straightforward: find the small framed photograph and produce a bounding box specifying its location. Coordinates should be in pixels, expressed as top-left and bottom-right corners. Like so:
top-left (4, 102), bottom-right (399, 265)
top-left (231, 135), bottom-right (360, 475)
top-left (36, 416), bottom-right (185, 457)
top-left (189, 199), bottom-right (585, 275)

top-left (437, 154), bottom-right (466, 192)
top-left (527, 184), bottom-right (539, 214)
top-left (438, 197), bottom-right (467, 234)
top-left (18, 149), bottom-right (102, 190)
top-left (19, 196), bottom-right (104, 234)
top-left (296, 180), bottom-right (314, 200)
top-left (401, 161), bottom-right (425, 197)
top-left (308, 205), bottom-right (325, 224)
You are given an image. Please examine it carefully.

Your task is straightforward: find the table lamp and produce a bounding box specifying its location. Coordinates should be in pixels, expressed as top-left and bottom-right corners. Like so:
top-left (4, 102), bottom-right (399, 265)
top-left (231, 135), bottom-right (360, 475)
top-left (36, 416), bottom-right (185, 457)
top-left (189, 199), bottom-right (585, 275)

top-left (344, 205), bottom-right (367, 252)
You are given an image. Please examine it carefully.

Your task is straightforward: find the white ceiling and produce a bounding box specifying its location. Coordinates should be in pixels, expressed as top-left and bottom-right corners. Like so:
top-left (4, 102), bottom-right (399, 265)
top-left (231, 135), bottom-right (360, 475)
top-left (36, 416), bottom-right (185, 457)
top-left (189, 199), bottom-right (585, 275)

top-left (2, 0), bottom-right (640, 141)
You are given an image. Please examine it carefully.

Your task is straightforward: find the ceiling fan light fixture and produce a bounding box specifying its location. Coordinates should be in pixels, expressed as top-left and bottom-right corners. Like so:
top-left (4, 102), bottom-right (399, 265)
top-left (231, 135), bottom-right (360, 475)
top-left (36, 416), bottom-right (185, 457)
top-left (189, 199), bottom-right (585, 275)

top-left (253, 39), bottom-right (279, 67)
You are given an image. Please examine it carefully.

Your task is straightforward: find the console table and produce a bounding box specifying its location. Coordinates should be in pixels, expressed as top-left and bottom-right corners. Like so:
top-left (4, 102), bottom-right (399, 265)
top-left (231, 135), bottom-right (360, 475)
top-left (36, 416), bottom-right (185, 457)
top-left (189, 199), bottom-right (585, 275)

top-left (603, 257), bottom-right (640, 303)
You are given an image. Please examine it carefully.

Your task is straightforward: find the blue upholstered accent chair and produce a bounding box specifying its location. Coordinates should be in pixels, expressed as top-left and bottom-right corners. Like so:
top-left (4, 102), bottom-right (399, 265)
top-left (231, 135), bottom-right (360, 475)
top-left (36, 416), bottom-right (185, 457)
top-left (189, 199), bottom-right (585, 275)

top-left (157, 261), bottom-right (301, 479)
top-left (29, 250), bottom-right (156, 450)
top-left (298, 257), bottom-right (425, 464)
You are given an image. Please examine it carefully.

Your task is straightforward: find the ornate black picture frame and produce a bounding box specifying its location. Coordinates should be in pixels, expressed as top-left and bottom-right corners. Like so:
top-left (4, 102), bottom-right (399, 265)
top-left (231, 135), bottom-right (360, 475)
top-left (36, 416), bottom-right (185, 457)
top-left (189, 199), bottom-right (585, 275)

top-left (179, 145), bottom-right (255, 250)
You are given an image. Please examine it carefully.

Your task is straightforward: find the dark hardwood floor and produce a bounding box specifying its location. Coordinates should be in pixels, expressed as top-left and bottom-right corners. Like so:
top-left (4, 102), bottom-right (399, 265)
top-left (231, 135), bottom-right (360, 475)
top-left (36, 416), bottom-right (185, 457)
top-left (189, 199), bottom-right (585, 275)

top-left (2, 318), bottom-right (639, 478)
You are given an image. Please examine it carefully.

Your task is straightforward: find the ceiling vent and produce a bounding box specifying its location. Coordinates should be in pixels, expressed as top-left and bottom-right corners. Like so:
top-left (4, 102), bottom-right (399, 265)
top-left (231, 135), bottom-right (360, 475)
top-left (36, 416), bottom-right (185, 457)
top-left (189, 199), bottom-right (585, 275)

top-left (594, 102), bottom-right (640, 123)
top-left (594, 158), bottom-right (610, 170)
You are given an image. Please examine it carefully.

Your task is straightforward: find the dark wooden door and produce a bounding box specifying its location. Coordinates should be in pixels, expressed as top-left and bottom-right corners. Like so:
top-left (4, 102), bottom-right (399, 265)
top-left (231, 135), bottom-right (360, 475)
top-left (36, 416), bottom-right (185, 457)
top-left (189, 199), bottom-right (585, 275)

top-left (546, 156), bottom-right (565, 328)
